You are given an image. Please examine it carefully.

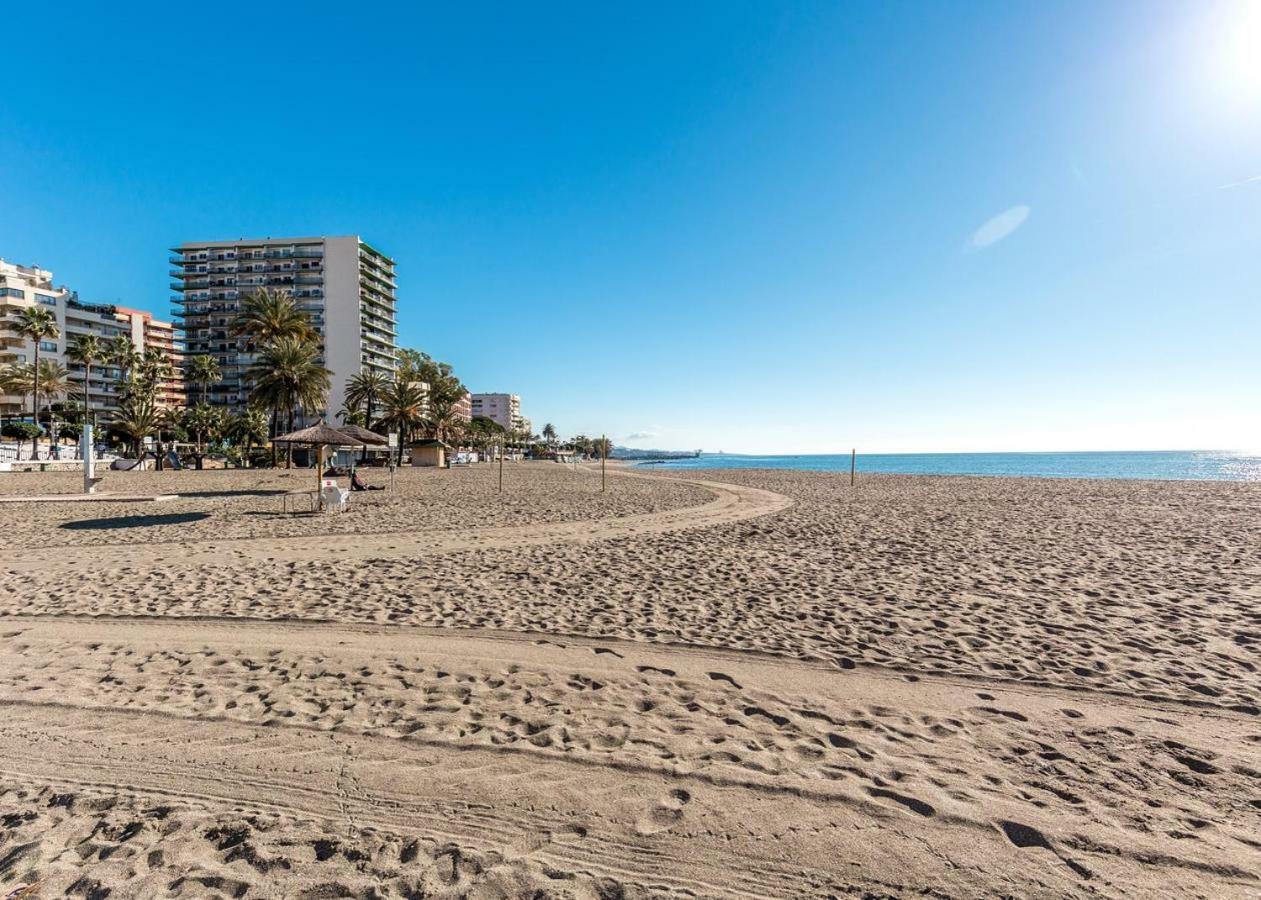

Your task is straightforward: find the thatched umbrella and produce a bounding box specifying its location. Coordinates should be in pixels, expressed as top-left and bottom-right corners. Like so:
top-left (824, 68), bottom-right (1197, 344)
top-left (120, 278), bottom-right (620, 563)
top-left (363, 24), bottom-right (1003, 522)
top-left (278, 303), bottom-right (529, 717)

top-left (272, 420), bottom-right (361, 509)
top-left (336, 423), bottom-right (389, 464)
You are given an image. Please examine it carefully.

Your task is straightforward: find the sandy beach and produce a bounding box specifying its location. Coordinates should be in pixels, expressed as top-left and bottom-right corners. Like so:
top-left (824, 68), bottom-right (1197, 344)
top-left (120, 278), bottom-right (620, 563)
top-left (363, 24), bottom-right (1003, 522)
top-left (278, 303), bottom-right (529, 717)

top-left (1, 462), bottom-right (1259, 898)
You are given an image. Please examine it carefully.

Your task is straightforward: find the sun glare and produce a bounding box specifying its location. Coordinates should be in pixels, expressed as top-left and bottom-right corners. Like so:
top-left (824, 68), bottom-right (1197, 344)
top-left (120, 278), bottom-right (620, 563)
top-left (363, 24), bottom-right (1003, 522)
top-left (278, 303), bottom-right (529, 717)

top-left (1206, 0), bottom-right (1261, 107)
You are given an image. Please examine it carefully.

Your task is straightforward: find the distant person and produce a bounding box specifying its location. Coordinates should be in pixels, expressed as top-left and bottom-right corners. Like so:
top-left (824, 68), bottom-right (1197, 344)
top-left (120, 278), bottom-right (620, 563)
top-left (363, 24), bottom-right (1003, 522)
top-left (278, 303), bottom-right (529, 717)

top-left (350, 471), bottom-right (383, 492)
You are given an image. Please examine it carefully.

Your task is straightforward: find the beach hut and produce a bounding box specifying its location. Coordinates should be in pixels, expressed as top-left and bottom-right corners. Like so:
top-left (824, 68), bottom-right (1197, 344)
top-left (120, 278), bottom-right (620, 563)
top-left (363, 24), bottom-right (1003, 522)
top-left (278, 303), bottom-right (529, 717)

top-left (272, 420), bottom-right (362, 509)
top-left (409, 439), bottom-right (450, 468)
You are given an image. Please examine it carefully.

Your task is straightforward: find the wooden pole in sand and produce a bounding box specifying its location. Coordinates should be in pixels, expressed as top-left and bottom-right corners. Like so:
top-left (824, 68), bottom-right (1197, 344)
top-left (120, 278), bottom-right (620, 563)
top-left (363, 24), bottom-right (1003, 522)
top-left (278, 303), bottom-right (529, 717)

top-left (850, 448), bottom-right (856, 486)
top-left (601, 434), bottom-right (606, 492)
top-left (498, 437), bottom-right (504, 493)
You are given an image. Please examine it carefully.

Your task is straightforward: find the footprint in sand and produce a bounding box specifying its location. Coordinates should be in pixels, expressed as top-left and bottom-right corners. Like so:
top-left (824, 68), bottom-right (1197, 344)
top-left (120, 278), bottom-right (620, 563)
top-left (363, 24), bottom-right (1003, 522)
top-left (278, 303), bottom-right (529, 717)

top-left (636, 788), bottom-right (691, 835)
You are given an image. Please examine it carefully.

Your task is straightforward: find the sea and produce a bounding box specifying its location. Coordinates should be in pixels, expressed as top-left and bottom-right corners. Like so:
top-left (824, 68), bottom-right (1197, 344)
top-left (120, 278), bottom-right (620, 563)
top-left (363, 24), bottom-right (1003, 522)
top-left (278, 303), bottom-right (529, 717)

top-left (639, 450), bottom-right (1261, 482)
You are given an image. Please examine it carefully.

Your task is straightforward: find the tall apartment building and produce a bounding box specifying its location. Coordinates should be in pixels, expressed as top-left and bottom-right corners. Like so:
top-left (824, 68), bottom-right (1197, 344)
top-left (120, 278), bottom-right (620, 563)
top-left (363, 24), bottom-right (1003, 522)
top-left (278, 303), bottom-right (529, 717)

top-left (0, 259), bottom-right (184, 417)
top-left (470, 392), bottom-right (529, 433)
top-left (170, 236), bottom-right (398, 422)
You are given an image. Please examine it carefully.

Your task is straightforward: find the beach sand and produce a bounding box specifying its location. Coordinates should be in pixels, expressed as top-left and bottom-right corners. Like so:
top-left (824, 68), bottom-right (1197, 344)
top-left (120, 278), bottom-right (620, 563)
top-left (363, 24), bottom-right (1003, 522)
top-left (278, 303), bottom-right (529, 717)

top-left (1, 463), bottom-right (1258, 897)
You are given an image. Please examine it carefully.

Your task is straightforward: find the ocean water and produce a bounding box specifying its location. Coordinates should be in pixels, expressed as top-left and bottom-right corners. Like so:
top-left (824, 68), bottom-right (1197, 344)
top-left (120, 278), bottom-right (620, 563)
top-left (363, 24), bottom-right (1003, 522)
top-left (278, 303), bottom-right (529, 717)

top-left (641, 450), bottom-right (1261, 481)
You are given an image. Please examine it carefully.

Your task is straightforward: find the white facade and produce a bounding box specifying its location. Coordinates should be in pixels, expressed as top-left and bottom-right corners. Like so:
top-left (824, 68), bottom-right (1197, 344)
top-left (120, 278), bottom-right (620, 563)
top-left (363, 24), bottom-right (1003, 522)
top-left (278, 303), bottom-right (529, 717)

top-left (1, 259), bottom-right (181, 417)
top-left (470, 392), bottom-right (528, 433)
top-left (170, 236), bottom-right (398, 422)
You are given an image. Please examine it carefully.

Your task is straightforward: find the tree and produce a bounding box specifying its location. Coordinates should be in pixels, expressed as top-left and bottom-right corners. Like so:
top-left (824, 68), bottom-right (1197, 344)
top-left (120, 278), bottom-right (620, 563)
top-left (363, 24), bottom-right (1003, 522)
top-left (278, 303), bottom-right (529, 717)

top-left (232, 288), bottom-right (316, 346)
top-left (138, 349), bottom-right (174, 399)
top-left (337, 405), bottom-right (366, 427)
top-left (108, 335), bottom-right (142, 389)
top-left (0, 363), bottom-right (27, 399)
top-left (111, 391), bottom-right (161, 458)
top-left (407, 353), bottom-right (467, 442)
top-left (66, 334), bottom-right (103, 428)
top-left (16, 306), bottom-right (58, 452)
top-left (186, 355), bottom-right (221, 405)
top-left (1, 421), bottom-right (42, 460)
top-left (185, 403), bottom-right (224, 455)
top-left (542, 423), bottom-right (557, 447)
top-left (249, 336), bottom-right (331, 467)
top-left (465, 416), bottom-right (504, 457)
top-left (423, 388), bottom-right (462, 443)
top-left (156, 405), bottom-right (188, 467)
top-left (33, 361), bottom-right (71, 457)
top-left (345, 369), bottom-right (390, 432)
top-left (230, 407), bottom-right (269, 462)
top-left (377, 377), bottom-right (427, 465)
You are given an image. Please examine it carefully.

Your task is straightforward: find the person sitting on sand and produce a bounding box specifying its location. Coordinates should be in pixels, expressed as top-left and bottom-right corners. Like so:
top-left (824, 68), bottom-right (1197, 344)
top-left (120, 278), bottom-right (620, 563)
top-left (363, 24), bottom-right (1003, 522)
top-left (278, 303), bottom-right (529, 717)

top-left (350, 470), bottom-right (384, 492)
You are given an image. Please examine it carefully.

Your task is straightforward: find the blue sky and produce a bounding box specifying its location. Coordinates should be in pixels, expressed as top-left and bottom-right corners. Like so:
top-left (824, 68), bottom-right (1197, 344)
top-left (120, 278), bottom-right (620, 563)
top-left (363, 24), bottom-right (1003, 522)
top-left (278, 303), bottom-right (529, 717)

top-left (3, 1), bottom-right (1259, 452)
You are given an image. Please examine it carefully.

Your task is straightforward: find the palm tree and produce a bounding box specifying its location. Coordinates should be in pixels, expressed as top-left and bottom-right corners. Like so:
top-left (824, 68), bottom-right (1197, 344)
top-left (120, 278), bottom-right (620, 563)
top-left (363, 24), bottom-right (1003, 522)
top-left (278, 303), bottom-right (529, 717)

top-left (16, 306), bottom-right (58, 455)
top-left (337, 405), bottom-right (366, 427)
top-left (186, 354), bottom-right (221, 405)
top-left (33, 360), bottom-right (72, 458)
top-left (66, 334), bottom-right (103, 428)
top-left (249, 335), bottom-right (331, 467)
top-left (156, 405), bottom-right (187, 467)
top-left (345, 369), bottom-right (390, 432)
top-left (108, 335), bottom-right (142, 402)
top-left (112, 391), bottom-right (160, 458)
top-left (0, 363), bottom-right (29, 410)
top-left (137, 349), bottom-right (174, 408)
top-left (185, 403), bottom-right (225, 456)
top-left (377, 377), bottom-right (427, 465)
top-left (232, 287), bottom-right (316, 346)
top-left (230, 407), bottom-right (269, 463)
top-left (423, 390), bottom-right (461, 443)
top-left (542, 423), bottom-right (557, 447)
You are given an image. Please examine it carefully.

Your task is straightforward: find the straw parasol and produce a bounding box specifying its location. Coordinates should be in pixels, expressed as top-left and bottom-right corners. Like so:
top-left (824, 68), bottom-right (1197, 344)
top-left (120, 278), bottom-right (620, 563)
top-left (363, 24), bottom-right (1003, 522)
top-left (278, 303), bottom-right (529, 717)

top-left (336, 423), bottom-right (389, 446)
top-left (272, 420), bottom-right (362, 508)
top-left (336, 423), bottom-right (389, 464)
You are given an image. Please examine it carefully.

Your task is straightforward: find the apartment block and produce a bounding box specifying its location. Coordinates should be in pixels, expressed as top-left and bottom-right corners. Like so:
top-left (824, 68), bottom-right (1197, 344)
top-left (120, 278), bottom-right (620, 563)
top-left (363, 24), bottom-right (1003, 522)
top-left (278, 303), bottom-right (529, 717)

top-left (470, 392), bottom-right (529, 433)
top-left (0, 259), bottom-right (183, 417)
top-left (452, 391), bottom-right (472, 423)
top-left (118, 307), bottom-right (186, 408)
top-left (170, 236), bottom-right (398, 422)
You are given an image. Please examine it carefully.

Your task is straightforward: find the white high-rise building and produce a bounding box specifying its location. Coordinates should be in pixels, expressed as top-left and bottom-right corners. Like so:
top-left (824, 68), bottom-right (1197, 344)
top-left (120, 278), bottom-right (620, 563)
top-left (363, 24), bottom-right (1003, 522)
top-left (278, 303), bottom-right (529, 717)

top-left (170, 236), bottom-right (397, 422)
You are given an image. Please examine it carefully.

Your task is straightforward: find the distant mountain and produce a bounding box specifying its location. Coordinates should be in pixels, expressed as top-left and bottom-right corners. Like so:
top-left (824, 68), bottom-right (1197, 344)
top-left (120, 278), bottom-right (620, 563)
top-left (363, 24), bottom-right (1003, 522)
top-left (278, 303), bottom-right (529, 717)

top-left (610, 448), bottom-right (701, 460)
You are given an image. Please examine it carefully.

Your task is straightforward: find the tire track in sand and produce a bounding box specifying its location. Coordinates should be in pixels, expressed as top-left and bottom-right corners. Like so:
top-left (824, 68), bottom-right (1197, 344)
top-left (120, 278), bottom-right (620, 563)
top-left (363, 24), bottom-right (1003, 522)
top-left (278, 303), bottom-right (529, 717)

top-left (1, 617), bottom-right (1257, 897)
top-left (2, 472), bottom-right (791, 575)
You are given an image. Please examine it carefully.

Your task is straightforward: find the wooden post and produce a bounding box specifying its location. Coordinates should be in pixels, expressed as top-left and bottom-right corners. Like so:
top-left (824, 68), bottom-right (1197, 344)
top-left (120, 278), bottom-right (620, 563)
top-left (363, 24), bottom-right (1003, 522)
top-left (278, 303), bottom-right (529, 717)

top-left (317, 444), bottom-right (324, 511)
top-left (498, 438), bottom-right (504, 493)
top-left (601, 434), bottom-right (606, 492)
top-left (850, 448), bottom-right (856, 487)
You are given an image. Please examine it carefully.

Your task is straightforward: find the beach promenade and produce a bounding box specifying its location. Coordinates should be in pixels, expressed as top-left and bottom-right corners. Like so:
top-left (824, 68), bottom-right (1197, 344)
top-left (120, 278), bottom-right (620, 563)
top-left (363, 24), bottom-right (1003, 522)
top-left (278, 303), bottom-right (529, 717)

top-left (1, 463), bottom-right (1259, 898)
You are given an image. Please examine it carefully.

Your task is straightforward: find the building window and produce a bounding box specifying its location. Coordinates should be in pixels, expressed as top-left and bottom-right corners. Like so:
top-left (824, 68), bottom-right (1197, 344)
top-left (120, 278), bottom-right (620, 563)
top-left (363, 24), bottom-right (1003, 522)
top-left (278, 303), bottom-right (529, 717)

top-left (39, 341), bottom-right (58, 352)
top-left (36, 294), bottom-right (57, 306)
top-left (0, 287), bottom-right (24, 298)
